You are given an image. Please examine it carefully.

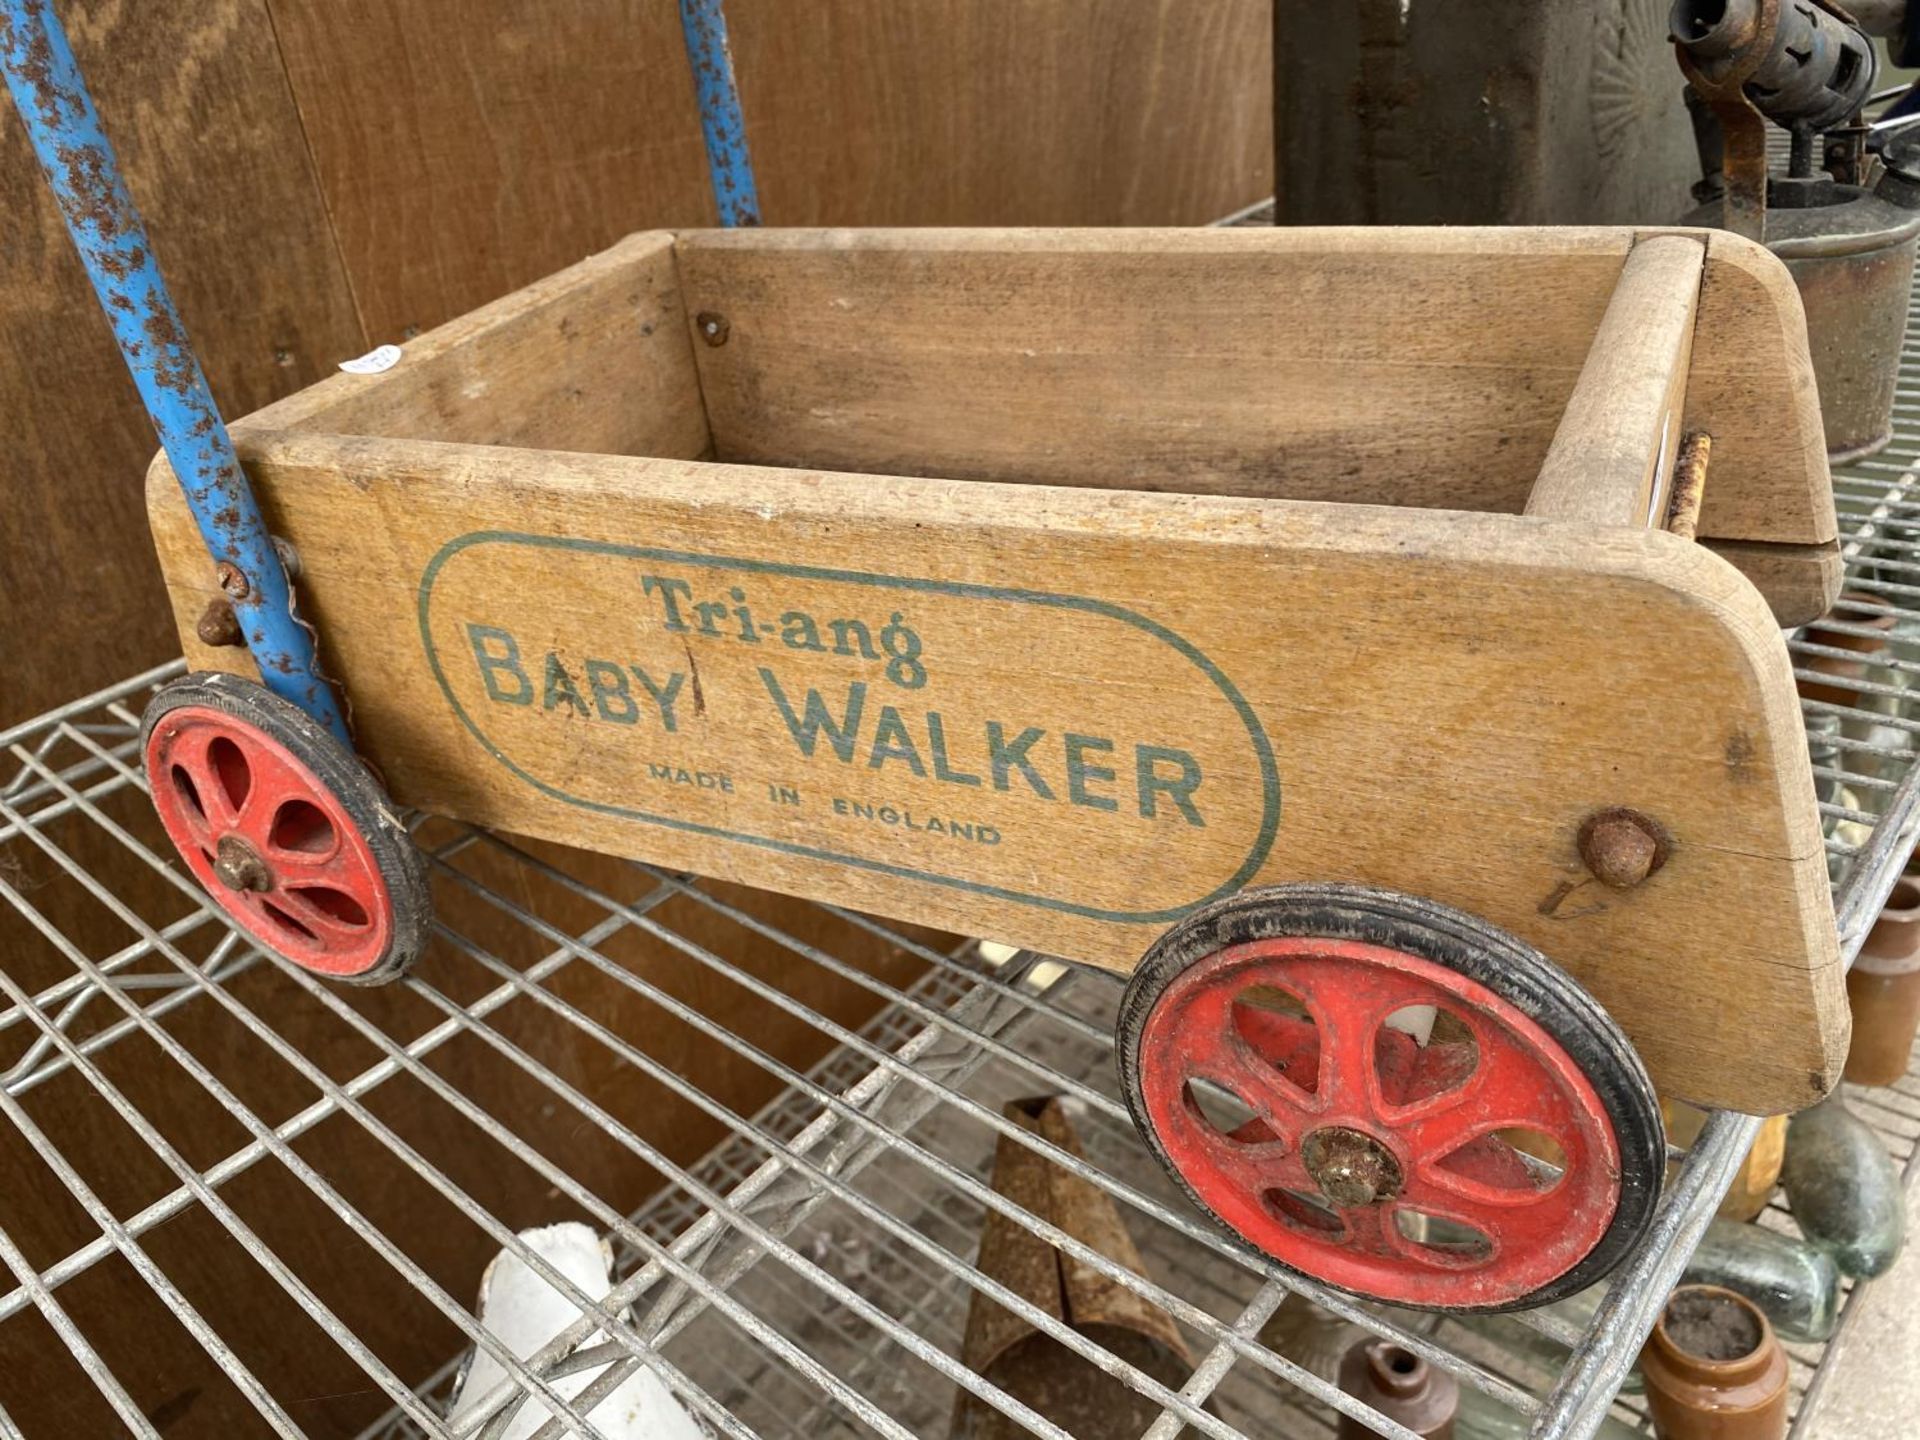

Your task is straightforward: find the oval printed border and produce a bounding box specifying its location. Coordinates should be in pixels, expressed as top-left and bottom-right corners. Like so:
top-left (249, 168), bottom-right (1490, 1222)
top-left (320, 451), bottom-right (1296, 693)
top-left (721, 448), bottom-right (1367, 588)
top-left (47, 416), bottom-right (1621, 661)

top-left (418, 531), bottom-right (1281, 924)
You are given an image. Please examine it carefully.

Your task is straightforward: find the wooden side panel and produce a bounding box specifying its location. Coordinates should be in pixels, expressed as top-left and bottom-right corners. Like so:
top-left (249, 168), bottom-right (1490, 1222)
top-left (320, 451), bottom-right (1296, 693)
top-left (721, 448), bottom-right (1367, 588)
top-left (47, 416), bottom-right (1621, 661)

top-left (239, 232), bottom-right (711, 459)
top-left (260, 0), bottom-right (1273, 344)
top-left (0, 0), bottom-right (366, 731)
top-left (1700, 539), bottom-right (1844, 628)
top-left (149, 435), bottom-right (1845, 1113)
top-left (1686, 231), bottom-right (1836, 545)
top-left (675, 227), bottom-right (1832, 547)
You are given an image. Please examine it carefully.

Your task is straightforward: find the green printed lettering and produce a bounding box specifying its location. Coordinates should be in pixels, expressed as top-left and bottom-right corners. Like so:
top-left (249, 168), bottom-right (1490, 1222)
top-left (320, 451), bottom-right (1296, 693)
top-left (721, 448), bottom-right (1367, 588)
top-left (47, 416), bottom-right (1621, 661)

top-left (729, 588), bottom-right (760, 643)
top-left (988, 723), bottom-right (1053, 799)
top-left (1138, 745), bottom-right (1205, 827)
top-left (1065, 733), bottom-right (1118, 812)
top-left (761, 668), bottom-right (865, 762)
top-left (879, 614), bottom-right (926, 688)
top-left (585, 660), bottom-right (637, 724)
top-left (542, 653), bottom-right (588, 716)
top-left (867, 706), bottom-right (927, 775)
top-left (631, 667), bottom-right (685, 732)
top-left (927, 711), bottom-right (981, 786)
top-left (641, 575), bottom-right (693, 631)
top-left (780, 611), bottom-right (826, 652)
top-left (467, 624), bottom-right (532, 707)
top-left (828, 618), bottom-right (878, 659)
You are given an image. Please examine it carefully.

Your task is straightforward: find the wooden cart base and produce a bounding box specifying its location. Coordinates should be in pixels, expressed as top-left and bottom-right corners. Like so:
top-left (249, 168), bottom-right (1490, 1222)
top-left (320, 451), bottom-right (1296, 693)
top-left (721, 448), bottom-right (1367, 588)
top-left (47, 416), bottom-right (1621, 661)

top-left (148, 227), bottom-right (1846, 1115)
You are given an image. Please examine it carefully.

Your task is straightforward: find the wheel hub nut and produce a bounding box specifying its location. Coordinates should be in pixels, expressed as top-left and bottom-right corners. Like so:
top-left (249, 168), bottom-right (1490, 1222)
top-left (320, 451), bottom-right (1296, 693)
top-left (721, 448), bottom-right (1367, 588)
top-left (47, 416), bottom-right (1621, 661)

top-left (213, 834), bottom-right (273, 893)
top-left (1577, 807), bottom-right (1669, 889)
top-left (1302, 1126), bottom-right (1403, 1207)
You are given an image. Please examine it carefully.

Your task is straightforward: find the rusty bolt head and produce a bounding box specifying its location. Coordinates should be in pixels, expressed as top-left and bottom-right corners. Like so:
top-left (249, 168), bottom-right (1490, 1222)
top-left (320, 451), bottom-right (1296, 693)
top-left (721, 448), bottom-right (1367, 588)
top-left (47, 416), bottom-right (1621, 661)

top-left (1577, 808), bottom-right (1670, 890)
top-left (212, 835), bottom-right (272, 893)
top-left (695, 311), bottom-right (730, 346)
top-left (215, 561), bottom-right (250, 601)
top-left (194, 597), bottom-right (245, 648)
top-left (1302, 1126), bottom-right (1403, 1208)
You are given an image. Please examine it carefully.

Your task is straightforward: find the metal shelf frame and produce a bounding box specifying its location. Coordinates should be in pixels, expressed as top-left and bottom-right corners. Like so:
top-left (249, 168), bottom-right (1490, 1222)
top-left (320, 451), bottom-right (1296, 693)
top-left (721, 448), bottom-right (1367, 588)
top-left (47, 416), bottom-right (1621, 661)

top-left (4, 416), bottom-right (1920, 1437)
top-left (4, 4), bottom-right (1920, 1434)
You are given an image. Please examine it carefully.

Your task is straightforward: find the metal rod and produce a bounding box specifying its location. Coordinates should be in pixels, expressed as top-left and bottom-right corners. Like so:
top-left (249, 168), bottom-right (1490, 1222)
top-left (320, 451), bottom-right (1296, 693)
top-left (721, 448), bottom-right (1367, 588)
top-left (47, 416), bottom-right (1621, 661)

top-left (0, 1216), bottom-right (161, 1438)
top-left (10, 276), bottom-right (1920, 1432)
top-left (0, 824), bottom-right (641, 1322)
top-left (1531, 746), bottom-right (1920, 1439)
top-left (0, 3), bottom-right (348, 741)
top-left (0, 658), bottom-right (176, 753)
top-left (1529, 1109), bottom-right (1762, 1440)
top-left (0, 976), bottom-right (451, 1438)
top-left (1140, 1282), bottom-right (1290, 1440)
top-left (677, 0), bottom-right (761, 225)
top-left (0, 785), bottom-right (736, 1440)
top-left (434, 841), bottom-right (1534, 1422)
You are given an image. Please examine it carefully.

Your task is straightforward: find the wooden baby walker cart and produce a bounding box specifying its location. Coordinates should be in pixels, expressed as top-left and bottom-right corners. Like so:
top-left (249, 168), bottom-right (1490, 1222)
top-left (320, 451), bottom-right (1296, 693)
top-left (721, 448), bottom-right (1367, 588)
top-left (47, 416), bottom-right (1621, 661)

top-left (125, 221), bottom-right (1849, 1316)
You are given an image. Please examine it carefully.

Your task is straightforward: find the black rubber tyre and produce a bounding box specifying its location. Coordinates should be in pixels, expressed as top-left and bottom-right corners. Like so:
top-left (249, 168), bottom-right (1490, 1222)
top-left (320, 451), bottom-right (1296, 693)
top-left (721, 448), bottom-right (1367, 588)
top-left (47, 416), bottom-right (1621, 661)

top-left (1115, 883), bottom-right (1665, 1313)
top-left (142, 672), bottom-right (429, 985)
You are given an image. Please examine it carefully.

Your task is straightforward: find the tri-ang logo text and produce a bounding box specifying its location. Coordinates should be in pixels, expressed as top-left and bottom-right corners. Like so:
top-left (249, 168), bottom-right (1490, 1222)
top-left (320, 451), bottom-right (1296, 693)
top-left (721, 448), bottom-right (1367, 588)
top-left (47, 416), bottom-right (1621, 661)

top-left (417, 533), bottom-right (1279, 924)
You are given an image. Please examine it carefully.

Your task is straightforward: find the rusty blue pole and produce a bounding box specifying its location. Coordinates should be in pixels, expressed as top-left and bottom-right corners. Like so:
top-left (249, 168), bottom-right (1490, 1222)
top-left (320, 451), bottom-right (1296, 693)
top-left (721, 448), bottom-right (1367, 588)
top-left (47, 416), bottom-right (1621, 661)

top-left (0, 0), bottom-right (350, 744)
top-left (677, 0), bottom-right (760, 225)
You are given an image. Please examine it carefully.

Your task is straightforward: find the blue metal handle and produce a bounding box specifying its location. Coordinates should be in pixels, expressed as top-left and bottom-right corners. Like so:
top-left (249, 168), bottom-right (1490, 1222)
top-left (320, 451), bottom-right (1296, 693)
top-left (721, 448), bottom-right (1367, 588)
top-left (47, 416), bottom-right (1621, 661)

top-left (0, 0), bottom-right (351, 744)
top-left (678, 0), bottom-right (761, 226)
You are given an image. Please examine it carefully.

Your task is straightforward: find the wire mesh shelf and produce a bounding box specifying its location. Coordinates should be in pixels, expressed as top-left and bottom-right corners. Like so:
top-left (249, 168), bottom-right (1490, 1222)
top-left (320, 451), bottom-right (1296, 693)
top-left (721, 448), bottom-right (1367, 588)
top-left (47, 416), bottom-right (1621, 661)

top-left (4, 639), bottom-right (1916, 1440)
top-left (5, 235), bottom-right (1920, 1440)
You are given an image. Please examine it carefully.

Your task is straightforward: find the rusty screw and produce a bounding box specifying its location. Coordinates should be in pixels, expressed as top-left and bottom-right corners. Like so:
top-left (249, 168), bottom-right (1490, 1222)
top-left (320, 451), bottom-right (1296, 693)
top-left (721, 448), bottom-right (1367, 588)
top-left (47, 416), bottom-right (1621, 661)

top-left (1577, 808), bottom-right (1670, 890)
top-left (1302, 1126), bottom-right (1403, 1208)
top-left (212, 835), bottom-right (272, 893)
top-left (695, 311), bottom-right (730, 347)
top-left (195, 597), bottom-right (245, 648)
top-left (215, 561), bottom-right (250, 601)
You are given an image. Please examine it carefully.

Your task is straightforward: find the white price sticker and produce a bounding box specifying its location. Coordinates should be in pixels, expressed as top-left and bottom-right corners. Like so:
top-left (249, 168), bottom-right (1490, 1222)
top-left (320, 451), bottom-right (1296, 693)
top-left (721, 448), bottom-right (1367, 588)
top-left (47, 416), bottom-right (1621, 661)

top-left (338, 343), bottom-right (403, 375)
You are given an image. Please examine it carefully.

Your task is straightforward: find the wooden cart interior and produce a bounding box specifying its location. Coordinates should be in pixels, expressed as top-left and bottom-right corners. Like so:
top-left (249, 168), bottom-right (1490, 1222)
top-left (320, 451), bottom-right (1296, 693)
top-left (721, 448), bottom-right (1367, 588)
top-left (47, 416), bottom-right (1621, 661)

top-left (147, 226), bottom-right (1848, 1116)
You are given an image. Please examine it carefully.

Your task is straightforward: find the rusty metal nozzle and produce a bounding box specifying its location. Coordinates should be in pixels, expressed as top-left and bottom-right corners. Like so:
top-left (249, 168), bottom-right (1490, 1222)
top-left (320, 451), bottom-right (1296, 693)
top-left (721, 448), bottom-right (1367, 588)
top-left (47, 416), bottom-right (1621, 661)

top-left (1671, 0), bottom-right (1877, 133)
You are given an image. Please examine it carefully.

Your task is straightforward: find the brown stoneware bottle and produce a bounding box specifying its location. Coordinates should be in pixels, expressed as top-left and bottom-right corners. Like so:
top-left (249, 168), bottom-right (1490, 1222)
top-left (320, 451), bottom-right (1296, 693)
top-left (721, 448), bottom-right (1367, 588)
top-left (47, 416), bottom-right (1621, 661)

top-left (1845, 876), bottom-right (1920, 1086)
top-left (1337, 1339), bottom-right (1457, 1439)
top-left (1639, 1286), bottom-right (1787, 1440)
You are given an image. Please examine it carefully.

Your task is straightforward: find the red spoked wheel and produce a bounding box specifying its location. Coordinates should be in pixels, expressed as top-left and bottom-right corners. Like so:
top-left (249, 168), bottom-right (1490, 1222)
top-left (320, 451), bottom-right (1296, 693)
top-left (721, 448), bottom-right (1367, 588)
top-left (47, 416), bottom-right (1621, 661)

top-left (1117, 885), bottom-right (1663, 1312)
top-left (142, 673), bottom-right (428, 984)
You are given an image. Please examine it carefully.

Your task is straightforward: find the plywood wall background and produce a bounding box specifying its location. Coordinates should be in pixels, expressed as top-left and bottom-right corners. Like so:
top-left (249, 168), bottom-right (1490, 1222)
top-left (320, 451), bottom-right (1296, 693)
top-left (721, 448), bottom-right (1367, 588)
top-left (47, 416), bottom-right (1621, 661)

top-left (0, 0), bottom-right (1273, 731)
top-left (0, 6), bottom-right (1268, 1433)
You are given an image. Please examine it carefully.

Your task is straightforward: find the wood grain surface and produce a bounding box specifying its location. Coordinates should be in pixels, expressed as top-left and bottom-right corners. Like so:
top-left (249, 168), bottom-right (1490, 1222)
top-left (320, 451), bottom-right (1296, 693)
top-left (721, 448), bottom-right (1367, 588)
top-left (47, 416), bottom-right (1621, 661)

top-left (149, 428), bottom-right (1845, 1114)
top-left (676, 227), bottom-right (1833, 550)
top-left (728, 0), bottom-right (1273, 228)
top-left (3, 1), bottom-right (1272, 732)
top-left (259, 0), bottom-right (1273, 340)
top-left (2, 12), bottom-right (1272, 1430)
top-left (1526, 236), bottom-right (1703, 529)
top-left (0, 0), bottom-right (364, 730)
top-left (239, 232), bottom-right (710, 460)
top-left (1700, 538), bottom-right (1845, 628)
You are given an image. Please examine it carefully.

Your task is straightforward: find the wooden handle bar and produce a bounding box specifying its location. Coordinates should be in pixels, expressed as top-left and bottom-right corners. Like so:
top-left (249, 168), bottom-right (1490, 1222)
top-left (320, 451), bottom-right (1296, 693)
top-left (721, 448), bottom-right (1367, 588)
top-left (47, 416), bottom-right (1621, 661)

top-left (1525, 235), bottom-right (1707, 531)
